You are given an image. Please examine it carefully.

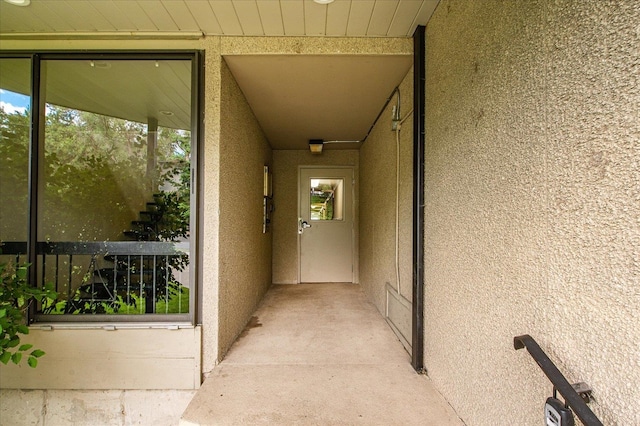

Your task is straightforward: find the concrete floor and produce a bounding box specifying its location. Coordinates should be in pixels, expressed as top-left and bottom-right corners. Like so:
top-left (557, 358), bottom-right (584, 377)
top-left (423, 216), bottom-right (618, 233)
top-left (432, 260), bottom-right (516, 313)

top-left (181, 283), bottom-right (463, 425)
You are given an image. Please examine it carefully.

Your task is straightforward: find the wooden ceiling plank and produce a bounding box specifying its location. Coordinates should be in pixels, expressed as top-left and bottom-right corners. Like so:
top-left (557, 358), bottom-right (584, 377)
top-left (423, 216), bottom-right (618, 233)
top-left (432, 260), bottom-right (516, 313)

top-left (346, 0), bottom-right (374, 37)
top-left (411, 0), bottom-right (438, 30)
top-left (280, 0), bottom-right (305, 36)
top-left (33, 1), bottom-right (76, 32)
top-left (67, 1), bottom-right (115, 31)
top-left (0, 4), bottom-right (52, 32)
top-left (388, 0), bottom-right (423, 37)
top-left (44, 60), bottom-right (191, 130)
top-left (89, 1), bottom-right (137, 31)
top-left (136, 0), bottom-right (179, 31)
top-left (256, 0), bottom-right (284, 36)
top-left (304, 0), bottom-right (327, 36)
top-left (326, 0), bottom-right (351, 36)
top-left (233, 0), bottom-right (264, 36)
top-left (185, 1), bottom-right (222, 35)
top-left (0, 0), bottom-right (431, 37)
top-left (368, 0), bottom-right (399, 36)
top-left (208, 0), bottom-right (243, 35)
top-left (138, 62), bottom-right (190, 126)
top-left (161, 1), bottom-right (200, 31)
top-left (109, 1), bottom-right (156, 31)
top-left (56, 1), bottom-right (101, 31)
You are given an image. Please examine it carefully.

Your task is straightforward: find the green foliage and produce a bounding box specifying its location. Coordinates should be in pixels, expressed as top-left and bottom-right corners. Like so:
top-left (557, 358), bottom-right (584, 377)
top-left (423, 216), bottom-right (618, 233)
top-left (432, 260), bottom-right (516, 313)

top-left (156, 129), bottom-right (191, 243)
top-left (0, 108), bottom-right (30, 239)
top-left (0, 263), bottom-right (57, 368)
top-left (1, 103), bottom-right (191, 317)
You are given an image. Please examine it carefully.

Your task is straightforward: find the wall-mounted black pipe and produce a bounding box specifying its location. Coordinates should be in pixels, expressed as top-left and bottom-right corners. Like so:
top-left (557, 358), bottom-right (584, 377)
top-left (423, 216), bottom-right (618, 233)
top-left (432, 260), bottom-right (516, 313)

top-left (411, 25), bottom-right (426, 372)
top-left (514, 335), bottom-right (603, 426)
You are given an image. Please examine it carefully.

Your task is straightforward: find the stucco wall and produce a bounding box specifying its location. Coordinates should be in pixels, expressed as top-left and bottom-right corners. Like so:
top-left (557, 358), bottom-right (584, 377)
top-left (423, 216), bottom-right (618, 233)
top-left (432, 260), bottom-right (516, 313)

top-left (424, 1), bottom-right (640, 425)
top-left (0, 327), bottom-right (202, 390)
top-left (359, 69), bottom-right (414, 327)
top-left (272, 150), bottom-right (359, 284)
top-left (217, 59), bottom-right (273, 361)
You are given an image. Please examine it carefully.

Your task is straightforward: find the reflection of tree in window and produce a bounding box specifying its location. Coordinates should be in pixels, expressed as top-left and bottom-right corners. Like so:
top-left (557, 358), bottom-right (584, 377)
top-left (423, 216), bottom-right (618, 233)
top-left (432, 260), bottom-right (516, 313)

top-left (0, 57), bottom-right (195, 317)
top-left (0, 103), bottom-right (30, 242)
top-left (39, 105), bottom-right (190, 243)
top-left (37, 105), bottom-right (192, 315)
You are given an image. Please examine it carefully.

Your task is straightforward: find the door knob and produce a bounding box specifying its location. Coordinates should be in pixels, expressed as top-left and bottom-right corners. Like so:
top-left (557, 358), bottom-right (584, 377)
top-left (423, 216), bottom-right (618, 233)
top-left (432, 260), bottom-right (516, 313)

top-left (298, 218), bottom-right (312, 234)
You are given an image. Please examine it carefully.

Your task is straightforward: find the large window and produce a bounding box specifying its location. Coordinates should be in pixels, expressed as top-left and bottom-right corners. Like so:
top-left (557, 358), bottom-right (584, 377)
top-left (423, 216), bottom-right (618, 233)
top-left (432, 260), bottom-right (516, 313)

top-left (0, 53), bottom-right (201, 322)
top-left (0, 59), bottom-right (30, 248)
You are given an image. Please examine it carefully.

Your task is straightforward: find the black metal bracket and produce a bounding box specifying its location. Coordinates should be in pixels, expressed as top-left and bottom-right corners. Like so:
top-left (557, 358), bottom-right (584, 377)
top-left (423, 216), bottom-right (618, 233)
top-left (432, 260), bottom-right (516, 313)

top-left (571, 382), bottom-right (594, 404)
top-left (514, 334), bottom-right (603, 426)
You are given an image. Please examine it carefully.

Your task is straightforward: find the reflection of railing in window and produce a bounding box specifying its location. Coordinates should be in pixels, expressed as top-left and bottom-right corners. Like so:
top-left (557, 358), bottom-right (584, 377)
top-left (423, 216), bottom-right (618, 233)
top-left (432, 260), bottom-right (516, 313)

top-left (1, 241), bottom-right (189, 317)
top-left (310, 190), bottom-right (334, 220)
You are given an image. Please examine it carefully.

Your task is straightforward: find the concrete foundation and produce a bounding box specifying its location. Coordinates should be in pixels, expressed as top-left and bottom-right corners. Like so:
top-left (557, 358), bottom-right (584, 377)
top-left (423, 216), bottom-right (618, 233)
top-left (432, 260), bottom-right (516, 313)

top-left (0, 389), bottom-right (195, 426)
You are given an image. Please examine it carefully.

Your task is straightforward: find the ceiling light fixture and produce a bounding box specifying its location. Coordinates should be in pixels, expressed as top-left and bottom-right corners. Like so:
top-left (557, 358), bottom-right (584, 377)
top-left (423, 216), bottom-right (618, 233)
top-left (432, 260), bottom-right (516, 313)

top-left (313, 0), bottom-right (334, 4)
top-left (90, 60), bottom-right (111, 69)
top-left (309, 139), bottom-right (324, 155)
top-left (3, 0), bottom-right (30, 6)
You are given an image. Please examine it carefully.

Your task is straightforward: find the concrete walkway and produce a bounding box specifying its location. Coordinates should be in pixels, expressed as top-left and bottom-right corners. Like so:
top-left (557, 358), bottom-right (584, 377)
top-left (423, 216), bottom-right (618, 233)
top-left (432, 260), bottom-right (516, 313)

top-left (181, 283), bottom-right (463, 425)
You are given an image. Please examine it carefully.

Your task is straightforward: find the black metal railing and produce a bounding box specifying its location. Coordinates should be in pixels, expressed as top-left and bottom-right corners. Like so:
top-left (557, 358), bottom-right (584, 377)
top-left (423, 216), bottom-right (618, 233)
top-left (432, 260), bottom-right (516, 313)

top-left (514, 334), bottom-right (603, 426)
top-left (1, 241), bottom-right (189, 317)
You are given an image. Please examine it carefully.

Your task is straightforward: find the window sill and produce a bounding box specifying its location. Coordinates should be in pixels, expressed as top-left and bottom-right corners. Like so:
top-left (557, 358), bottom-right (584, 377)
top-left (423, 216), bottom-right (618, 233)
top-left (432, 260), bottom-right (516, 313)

top-left (31, 322), bottom-right (196, 331)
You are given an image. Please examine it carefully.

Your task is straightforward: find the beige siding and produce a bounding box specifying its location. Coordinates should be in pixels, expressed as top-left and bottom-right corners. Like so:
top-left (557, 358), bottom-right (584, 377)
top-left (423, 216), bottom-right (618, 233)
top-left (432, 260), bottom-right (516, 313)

top-left (359, 69), bottom-right (414, 331)
top-left (200, 36), bottom-right (223, 378)
top-left (0, 327), bottom-right (201, 389)
top-left (424, 0), bottom-right (640, 424)
top-left (217, 58), bottom-right (273, 361)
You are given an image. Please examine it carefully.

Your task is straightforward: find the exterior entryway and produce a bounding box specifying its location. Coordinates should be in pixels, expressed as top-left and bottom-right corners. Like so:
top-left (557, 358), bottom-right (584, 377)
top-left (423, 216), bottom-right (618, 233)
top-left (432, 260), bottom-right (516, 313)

top-left (180, 284), bottom-right (462, 425)
top-left (298, 167), bottom-right (355, 283)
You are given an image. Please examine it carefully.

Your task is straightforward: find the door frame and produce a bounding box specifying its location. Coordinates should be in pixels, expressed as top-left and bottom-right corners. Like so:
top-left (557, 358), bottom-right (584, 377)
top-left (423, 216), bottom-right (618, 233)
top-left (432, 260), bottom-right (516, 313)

top-left (297, 165), bottom-right (358, 284)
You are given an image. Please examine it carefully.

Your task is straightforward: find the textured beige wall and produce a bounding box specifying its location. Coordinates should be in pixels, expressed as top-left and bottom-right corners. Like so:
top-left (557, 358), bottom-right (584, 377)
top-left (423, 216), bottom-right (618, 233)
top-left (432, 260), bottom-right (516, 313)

top-left (201, 38), bottom-right (222, 373)
top-left (424, 1), bottom-right (640, 425)
top-left (359, 70), bottom-right (414, 317)
top-left (272, 150), bottom-right (359, 284)
top-left (220, 36), bottom-right (411, 55)
top-left (0, 327), bottom-right (202, 389)
top-left (217, 59), bottom-right (273, 361)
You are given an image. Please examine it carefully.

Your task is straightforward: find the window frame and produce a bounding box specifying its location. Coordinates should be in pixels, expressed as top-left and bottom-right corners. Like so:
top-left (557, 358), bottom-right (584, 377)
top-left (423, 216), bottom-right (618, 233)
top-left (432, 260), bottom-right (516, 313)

top-left (0, 50), bottom-right (203, 325)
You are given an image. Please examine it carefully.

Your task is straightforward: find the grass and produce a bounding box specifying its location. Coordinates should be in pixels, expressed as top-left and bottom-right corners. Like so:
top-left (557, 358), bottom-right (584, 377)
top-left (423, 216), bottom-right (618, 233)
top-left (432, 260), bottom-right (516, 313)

top-left (44, 287), bottom-right (190, 315)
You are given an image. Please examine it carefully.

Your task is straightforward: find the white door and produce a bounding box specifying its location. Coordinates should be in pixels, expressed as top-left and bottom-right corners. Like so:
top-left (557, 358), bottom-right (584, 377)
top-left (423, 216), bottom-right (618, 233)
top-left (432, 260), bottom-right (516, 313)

top-left (299, 167), bottom-right (354, 283)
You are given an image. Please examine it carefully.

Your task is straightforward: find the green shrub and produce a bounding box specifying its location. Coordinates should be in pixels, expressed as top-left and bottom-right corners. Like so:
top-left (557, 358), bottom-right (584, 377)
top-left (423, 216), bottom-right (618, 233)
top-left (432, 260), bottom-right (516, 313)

top-left (0, 263), bottom-right (57, 368)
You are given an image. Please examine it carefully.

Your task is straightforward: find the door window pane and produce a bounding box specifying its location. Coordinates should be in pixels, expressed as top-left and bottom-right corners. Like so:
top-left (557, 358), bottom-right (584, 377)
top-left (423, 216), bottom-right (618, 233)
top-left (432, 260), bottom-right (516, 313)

top-left (0, 58), bottom-right (31, 261)
top-left (310, 178), bottom-right (344, 221)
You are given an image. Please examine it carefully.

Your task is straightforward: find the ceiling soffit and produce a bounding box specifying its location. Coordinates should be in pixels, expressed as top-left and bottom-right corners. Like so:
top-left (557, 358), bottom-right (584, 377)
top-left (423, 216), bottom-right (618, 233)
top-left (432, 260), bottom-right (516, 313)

top-left (0, 0), bottom-right (439, 38)
top-left (224, 54), bottom-right (413, 150)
